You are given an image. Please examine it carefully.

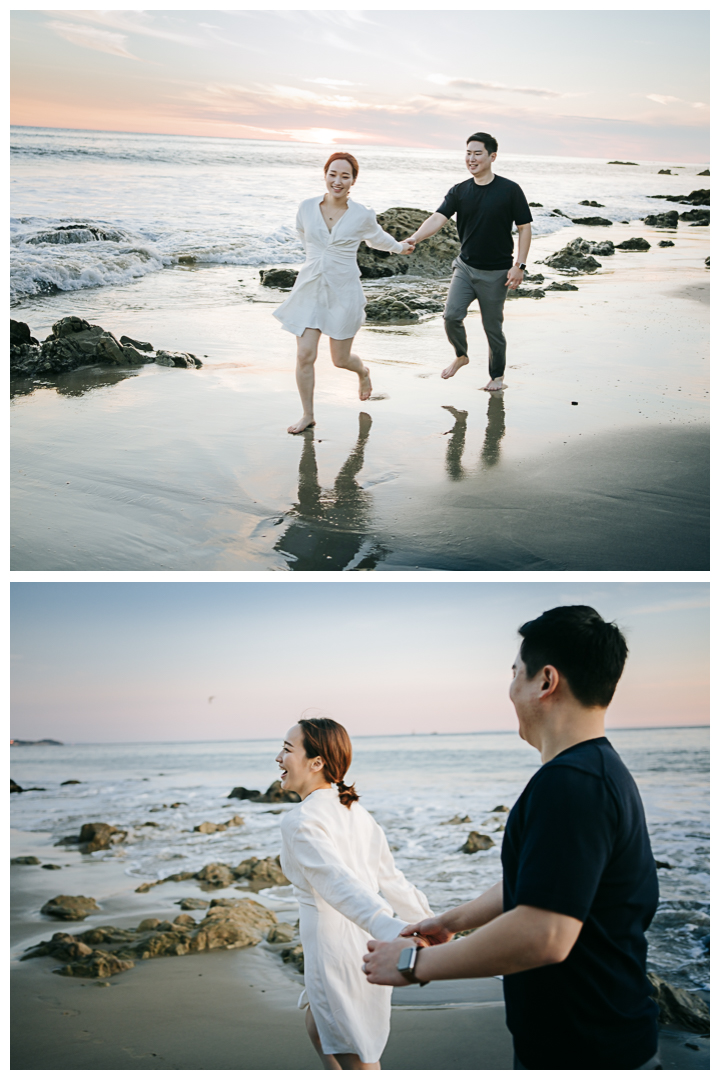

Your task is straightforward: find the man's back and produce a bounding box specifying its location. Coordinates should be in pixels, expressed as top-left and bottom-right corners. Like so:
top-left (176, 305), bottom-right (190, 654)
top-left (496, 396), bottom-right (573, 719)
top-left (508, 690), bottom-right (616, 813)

top-left (502, 736), bottom-right (659, 1069)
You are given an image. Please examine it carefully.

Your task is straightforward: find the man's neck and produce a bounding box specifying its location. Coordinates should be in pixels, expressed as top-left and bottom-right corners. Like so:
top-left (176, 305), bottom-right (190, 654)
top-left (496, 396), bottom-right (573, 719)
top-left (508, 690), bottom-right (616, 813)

top-left (472, 168), bottom-right (495, 186)
top-left (536, 710), bottom-right (607, 764)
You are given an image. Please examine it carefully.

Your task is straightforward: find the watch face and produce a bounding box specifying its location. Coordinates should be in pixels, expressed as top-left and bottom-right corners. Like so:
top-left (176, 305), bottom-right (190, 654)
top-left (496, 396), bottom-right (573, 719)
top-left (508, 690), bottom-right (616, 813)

top-left (397, 947), bottom-right (415, 972)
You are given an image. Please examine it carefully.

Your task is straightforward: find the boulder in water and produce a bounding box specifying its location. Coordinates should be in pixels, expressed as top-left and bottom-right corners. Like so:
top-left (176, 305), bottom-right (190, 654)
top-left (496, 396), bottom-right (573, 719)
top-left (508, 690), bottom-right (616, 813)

top-left (78, 822), bottom-right (127, 853)
top-left (11, 856), bottom-right (42, 865)
top-left (644, 211), bottom-right (679, 228)
top-left (40, 895), bottom-right (101, 920)
top-left (155, 349), bottom-right (202, 369)
top-left (357, 208), bottom-right (460, 279)
top-left (259, 268), bottom-right (298, 289)
top-left (460, 832), bottom-right (495, 853)
top-left (616, 238), bottom-right (651, 251)
top-left (364, 298), bottom-right (419, 323)
top-left (647, 972), bottom-right (709, 1033)
top-left (570, 216), bottom-right (612, 226)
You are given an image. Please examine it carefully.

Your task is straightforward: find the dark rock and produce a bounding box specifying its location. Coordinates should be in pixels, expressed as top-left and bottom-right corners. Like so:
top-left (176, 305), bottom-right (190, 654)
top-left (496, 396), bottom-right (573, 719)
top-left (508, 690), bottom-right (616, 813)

top-left (563, 238), bottom-right (614, 257)
top-left (658, 169), bottom-right (673, 175)
top-left (658, 240), bottom-right (675, 247)
top-left (616, 238), bottom-right (651, 251)
top-left (697, 169), bottom-right (709, 176)
top-left (42, 864), bottom-right (62, 870)
top-left (259, 268), bottom-right (298, 289)
top-left (551, 209), bottom-right (570, 218)
top-left (229, 786), bottom-right (262, 801)
top-left (155, 349), bottom-right (202, 369)
top-left (644, 211), bottom-right (679, 228)
top-left (41, 895), bottom-right (101, 920)
top-left (579, 200), bottom-right (605, 207)
top-left (233, 855), bottom-right (290, 888)
top-left (252, 780), bottom-right (301, 804)
top-left (141, 821), bottom-right (159, 828)
top-left (61, 779), bottom-right (81, 785)
top-left (680, 209), bottom-right (709, 225)
top-left (492, 805), bottom-right (510, 813)
top-left (56, 952), bottom-right (135, 979)
top-left (545, 240), bottom-right (602, 272)
top-left (705, 257), bottom-right (710, 267)
top-left (507, 288), bottom-right (545, 299)
top-left (281, 942), bottom-right (305, 973)
top-left (11, 780), bottom-right (23, 793)
top-left (11, 856), bottom-right (42, 865)
top-left (523, 273), bottom-right (544, 283)
top-left (570, 216), bottom-right (613, 226)
top-left (78, 822), bottom-right (127, 853)
top-left (365, 298), bottom-right (419, 323)
top-left (655, 859), bottom-right (673, 869)
top-left (528, 202), bottom-right (543, 207)
top-left (441, 814), bottom-right (471, 825)
top-left (178, 255), bottom-right (196, 265)
top-left (647, 972), bottom-right (710, 1033)
top-left (460, 832), bottom-right (495, 853)
top-left (173, 913), bottom-right (197, 928)
top-left (357, 208), bottom-right (460, 279)
top-left (137, 918), bottom-right (162, 932)
top-left (607, 160), bottom-right (638, 165)
top-left (11, 320), bottom-right (38, 346)
top-left (178, 897), bottom-right (210, 911)
top-left (547, 282), bottom-right (579, 291)
top-left (267, 922), bottom-right (296, 943)
top-left (650, 189), bottom-right (709, 206)
top-left (119, 335), bottom-right (153, 352)
top-left (195, 862), bottom-right (236, 887)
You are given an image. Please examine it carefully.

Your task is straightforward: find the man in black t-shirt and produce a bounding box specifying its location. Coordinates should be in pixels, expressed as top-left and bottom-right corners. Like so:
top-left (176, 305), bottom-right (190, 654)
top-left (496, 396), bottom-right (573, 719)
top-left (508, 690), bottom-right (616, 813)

top-left (364, 605), bottom-right (661, 1070)
top-left (406, 132), bottom-right (533, 390)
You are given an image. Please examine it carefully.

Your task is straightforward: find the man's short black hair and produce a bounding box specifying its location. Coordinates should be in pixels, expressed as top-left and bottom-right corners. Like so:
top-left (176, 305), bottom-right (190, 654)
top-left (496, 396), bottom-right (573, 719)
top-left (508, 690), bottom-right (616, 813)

top-left (467, 132), bottom-right (498, 155)
top-left (518, 605), bottom-right (628, 708)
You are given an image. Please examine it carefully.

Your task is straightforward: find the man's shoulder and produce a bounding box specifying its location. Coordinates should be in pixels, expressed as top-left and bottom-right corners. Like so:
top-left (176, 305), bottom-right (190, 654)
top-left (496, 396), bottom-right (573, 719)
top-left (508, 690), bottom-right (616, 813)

top-left (446, 178), bottom-right (474, 197)
top-left (492, 174), bottom-right (525, 193)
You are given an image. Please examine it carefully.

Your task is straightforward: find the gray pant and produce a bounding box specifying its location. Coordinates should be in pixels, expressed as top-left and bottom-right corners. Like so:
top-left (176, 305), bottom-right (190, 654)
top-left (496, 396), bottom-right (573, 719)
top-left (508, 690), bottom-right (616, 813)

top-left (513, 1051), bottom-right (662, 1069)
top-left (443, 257), bottom-right (509, 379)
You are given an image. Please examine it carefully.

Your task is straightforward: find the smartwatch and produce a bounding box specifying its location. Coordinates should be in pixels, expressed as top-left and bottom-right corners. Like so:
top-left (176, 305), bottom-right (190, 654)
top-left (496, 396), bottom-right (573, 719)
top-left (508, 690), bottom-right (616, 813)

top-left (517, 262), bottom-right (527, 271)
top-left (397, 945), bottom-right (429, 986)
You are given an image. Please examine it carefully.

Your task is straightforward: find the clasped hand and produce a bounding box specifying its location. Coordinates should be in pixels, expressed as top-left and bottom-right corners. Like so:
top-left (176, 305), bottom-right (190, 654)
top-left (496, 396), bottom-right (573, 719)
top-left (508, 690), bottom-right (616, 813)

top-left (362, 916), bottom-right (452, 985)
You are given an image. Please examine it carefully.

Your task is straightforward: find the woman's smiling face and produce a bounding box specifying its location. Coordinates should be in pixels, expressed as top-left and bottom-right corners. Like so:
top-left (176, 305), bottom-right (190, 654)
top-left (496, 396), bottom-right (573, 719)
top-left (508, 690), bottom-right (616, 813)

top-left (324, 160), bottom-right (355, 199)
top-left (276, 723), bottom-right (326, 798)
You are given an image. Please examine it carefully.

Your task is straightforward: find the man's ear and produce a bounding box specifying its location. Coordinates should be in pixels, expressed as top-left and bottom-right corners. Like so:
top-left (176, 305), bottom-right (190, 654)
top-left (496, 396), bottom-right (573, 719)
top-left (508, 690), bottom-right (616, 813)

top-left (538, 665), bottom-right (560, 699)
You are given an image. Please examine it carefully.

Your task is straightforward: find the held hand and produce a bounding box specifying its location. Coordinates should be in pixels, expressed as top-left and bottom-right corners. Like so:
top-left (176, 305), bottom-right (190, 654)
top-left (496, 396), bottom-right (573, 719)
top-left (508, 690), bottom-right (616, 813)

top-left (400, 240), bottom-right (416, 254)
top-left (362, 938), bottom-right (410, 986)
top-left (505, 265), bottom-right (524, 290)
top-left (401, 916), bottom-right (454, 946)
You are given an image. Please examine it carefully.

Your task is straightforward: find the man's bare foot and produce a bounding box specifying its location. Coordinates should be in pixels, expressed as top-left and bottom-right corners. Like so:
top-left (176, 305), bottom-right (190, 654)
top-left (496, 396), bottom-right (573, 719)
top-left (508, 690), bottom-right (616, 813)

top-left (287, 416), bottom-right (315, 434)
top-left (441, 355), bottom-right (469, 379)
top-left (482, 377), bottom-right (506, 392)
top-left (359, 366), bottom-right (372, 401)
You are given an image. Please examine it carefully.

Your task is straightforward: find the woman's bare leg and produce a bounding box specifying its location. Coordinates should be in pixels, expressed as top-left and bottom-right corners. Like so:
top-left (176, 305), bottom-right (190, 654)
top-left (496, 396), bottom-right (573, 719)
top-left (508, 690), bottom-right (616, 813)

top-left (305, 1009), bottom-right (380, 1070)
top-left (288, 328), bottom-right (321, 434)
top-left (329, 336), bottom-right (372, 401)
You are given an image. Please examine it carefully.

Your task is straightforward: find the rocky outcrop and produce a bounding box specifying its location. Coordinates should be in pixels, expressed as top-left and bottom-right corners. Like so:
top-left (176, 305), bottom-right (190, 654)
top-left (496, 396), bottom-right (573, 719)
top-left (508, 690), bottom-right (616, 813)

top-left (233, 856), bottom-right (290, 889)
top-left (547, 282), bottom-right (579, 291)
top-left (134, 855), bottom-right (289, 894)
top-left (647, 972), bottom-right (710, 1033)
top-left (365, 298), bottom-right (419, 323)
top-left (193, 815), bottom-right (244, 834)
top-left (11, 856), bottom-right (41, 865)
top-left (616, 238), bottom-right (651, 251)
top-left (40, 895), bottom-right (101, 920)
top-left (579, 200), bottom-right (605, 207)
top-left (460, 832), bottom-right (495, 853)
top-left (507, 287), bottom-right (545, 300)
top-left (79, 822), bottom-right (128, 853)
top-left (10, 779), bottom-right (46, 793)
top-left (648, 189), bottom-right (709, 205)
top-left (61, 779), bottom-right (81, 785)
top-left (267, 922), bottom-right (296, 943)
top-left (43, 864), bottom-right (62, 870)
top-left (260, 268), bottom-right (298, 289)
top-left (644, 211), bottom-right (679, 228)
top-left (680, 208), bottom-right (710, 225)
top-left (178, 897), bottom-right (210, 910)
top-left (357, 208), bottom-right (460, 279)
top-left (607, 161), bottom-right (638, 165)
top-left (442, 814), bottom-right (471, 825)
top-left (544, 238), bottom-right (603, 272)
top-left (697, 169), bottom-right (709, 176)
top-left (10, 317), bottom-right (201, 379)
top-left (196, 862), bottom-right (236, 887)
top-left (658, 240), bottom-right (675, 248)
top-left (658, 169), bottom-right (673, 175)
top-left (570, 216), bottom-right (612, 226)
top-left (229, 781), bottom-right (300, 804)
top-left (492, 805), bottom-right (510, 813)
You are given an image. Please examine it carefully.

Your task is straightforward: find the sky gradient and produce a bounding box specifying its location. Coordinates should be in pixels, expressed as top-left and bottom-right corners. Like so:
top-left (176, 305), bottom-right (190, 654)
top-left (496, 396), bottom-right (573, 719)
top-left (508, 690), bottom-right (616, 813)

top-left (11, 583), bottom-right (709, 743)
top-left (10, 9), bottom-right (709, 160)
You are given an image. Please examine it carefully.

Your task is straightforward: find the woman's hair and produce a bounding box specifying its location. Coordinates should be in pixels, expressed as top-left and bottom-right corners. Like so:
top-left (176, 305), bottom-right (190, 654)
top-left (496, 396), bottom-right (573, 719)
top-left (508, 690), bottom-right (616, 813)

top-left (298, 718), bottom-right (359, 808)
top-left (323, 152), bottom-right (359, 181)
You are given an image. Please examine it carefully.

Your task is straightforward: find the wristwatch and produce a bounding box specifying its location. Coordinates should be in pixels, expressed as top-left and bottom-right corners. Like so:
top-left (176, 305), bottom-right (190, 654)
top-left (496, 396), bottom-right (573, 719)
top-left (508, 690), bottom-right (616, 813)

top-left (397, 945), bottom-right (429, 986)
top-left (516, 262), bottom-right (527, 271)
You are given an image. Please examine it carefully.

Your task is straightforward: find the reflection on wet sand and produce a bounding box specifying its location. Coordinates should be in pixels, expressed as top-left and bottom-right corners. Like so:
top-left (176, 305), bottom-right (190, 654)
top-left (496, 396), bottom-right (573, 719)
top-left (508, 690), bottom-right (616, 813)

top-left (442, 393), bottom-right (506, 479)
top-left (10, 367), bottom-right (141, 400)
top-left (275, 412), bottom-right (387, 571)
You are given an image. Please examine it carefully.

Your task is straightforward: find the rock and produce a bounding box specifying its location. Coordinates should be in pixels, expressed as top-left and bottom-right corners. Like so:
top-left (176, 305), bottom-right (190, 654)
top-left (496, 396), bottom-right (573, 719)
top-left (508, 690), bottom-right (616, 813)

top-left (193, 897), bottom-right (277, 950)
top-left (225, 815), bottom-right (245, 827)
top-left (61, 779), bottom-right (81, 785)
top-left (523, 273), bottom-right (544, 283)
top-left (178, 255), bottom-right (196, 265)
top-left (11, 780), bottom-right (23, 793)
top-left (364, 298), bottom-right (419, 323)
top-left (650, 189), bottom-right (709, 206)
top-left (697, 169), bottom-right (709, 176)
top-left (78, 822), bottom-right (127, 853)
top-left (442, 814), bottom-right (471, 825)
top-left (267, 922), bottom-right (296, 943)
top-left (155, 349), bottom-right (202, 369)
top-left (357, 208), bottom-right (460, 279)
top-left (680, 209), bottom-right (710, 225)
top-left (41, 895), bottom-right (101, 920)
top-left (56, 952), bottom-right (135, 979)
top-left (195, 862), bottom-right (236, 887)
top-left (647, 973), bottom-right (710, 1033)
top-left (233, 855), bottom-right (290, 888)
top-left (529, 202), bottom-right (543, 207)
top-left (492, 805), bottom-right (510, 813)
top-left (658, 169), bottom-right (672, 175)
top-left (547, 282), bottom-right (579, 291)
top-left (507, 288), bottom-right (545, 299)
top-left (607, 160), bottom-right (638, 165)
top-left (194, 821), bottom-right (228, 834)
top-left (42, 864), bottom-right (62, 870)
top-left (658, 240), bottom-right (675, 247)
top-left (579, 200), bottom-right (605, 207)
top-left (228, 786), bottom-right (262, 800)
top-left (178, 898), bottom-right (210, 910)
top-left (705, 257), bottom-right (710, 267)
top-left (615, 238), bottom-right (651, 251)
top-left (11, 320), bottom-right (38, 346)
top-left (654, 860), bottom-right (673, 870)
top-left (10, 316), bottom-right (153, 378)
top-left (141, 821), bottom-right (159, 828)
top-left (253, 780), bottom-right (301, 804)
top-left (589, 241), bottom-right (615, 256)
top-left (460, 832), bottom-right (495, 853)
top-left (134, 881), bottom-right (161, 893)
top-left (281, 943), bottom-right (305, 973)
top-left (11, 856), bottom-right (42, 865)
top-left (119, 335), bottom-right (153, 352)
top-left (551, 209), bottom-right (570, 218)
top-left (259, 268), bottom-right (298, 289)
top-left (644, 211), bottom-right (679, 228)
top-left (137, 918), bottom-right (161, 931)
top-left (570, 216), bottom-right (613, 226)
top-left (386, 290), bottom-right (445, 312)
top-left (544, 241), bottom-right (602, 272)
top-left (173, 914), bottom-right (197, 928)
top-left (169, 802), bottom-right (186, 808)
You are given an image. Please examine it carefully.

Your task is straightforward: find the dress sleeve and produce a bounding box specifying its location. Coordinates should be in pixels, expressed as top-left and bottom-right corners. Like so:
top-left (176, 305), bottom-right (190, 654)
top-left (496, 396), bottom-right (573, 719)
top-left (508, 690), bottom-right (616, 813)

top-left (296, 205), bottom-right (306, 251)
top-left (376, 825), bottom-right (433, 924)
top-left (362, 210), bottom-right (405, 254)
top-left (286, 818), bottom-right (409, 941)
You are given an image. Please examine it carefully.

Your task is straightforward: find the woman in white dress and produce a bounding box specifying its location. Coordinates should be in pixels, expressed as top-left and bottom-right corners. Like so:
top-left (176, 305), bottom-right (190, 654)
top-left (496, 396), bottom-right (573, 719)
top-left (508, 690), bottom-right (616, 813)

top-left (276, 718), bottom-right (432, 1069)
top-left (274, 153), bottom-right (415, 434)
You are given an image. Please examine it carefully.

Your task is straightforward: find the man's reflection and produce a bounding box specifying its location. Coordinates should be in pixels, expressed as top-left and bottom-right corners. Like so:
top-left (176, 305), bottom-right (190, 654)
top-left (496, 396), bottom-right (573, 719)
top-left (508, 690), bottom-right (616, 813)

top-left (275, 412), bottom-right (386, 571)
top-left (441, 392), bottom-right (506, 479)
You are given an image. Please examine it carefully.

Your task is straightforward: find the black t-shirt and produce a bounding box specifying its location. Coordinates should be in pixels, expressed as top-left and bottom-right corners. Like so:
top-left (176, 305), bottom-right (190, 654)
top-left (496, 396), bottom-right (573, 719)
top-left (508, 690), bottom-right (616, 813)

top-left (436, 174), bottom-right (533, 271)
top-left (501, 737), bottom-right (659, 1070)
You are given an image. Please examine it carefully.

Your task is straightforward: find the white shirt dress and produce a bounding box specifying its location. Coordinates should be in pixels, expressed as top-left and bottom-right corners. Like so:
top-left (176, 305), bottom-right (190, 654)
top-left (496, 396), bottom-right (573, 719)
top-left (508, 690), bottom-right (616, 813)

top-left (279, 788), bottom-right (432, 1063)
top-left (273, 197), bottom-right (405, 340)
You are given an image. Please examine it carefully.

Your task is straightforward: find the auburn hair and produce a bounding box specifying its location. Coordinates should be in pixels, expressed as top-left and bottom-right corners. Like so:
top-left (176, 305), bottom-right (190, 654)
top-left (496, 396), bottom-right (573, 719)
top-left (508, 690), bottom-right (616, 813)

top-left (323, 152), bottom-right (359, 180)
top-left (298, 718), bottom-right (359, 808)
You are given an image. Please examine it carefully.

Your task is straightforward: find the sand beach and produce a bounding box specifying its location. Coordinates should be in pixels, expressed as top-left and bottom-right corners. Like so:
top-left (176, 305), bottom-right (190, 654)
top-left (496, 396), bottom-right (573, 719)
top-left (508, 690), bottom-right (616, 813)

top-left (11, 221), bottom-right (709, 571)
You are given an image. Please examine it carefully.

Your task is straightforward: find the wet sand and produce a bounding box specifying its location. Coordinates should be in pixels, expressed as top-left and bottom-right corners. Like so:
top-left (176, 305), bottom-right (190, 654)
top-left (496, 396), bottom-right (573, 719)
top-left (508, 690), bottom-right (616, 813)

top-left (11, 830), bottom-right (708, 1070)
top-left (11, 223), bottom-right (709, 570)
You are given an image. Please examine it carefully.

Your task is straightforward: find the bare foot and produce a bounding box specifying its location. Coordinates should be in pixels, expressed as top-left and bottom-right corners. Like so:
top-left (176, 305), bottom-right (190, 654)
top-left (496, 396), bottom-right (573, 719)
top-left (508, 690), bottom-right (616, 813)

top-left (482, 377), bottom-right (506, 392)
top-left (359, 366), bottom-right (372, 401)
top-left (287, 416), bottom-right (316, 434)
top-left (441, 355), bottom-right (469, 379)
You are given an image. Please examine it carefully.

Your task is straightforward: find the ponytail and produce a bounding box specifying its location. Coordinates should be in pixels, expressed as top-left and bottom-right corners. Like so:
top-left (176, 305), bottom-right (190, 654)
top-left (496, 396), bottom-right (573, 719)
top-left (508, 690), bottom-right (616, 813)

top-left (336, 778), bottom-right (360, 809)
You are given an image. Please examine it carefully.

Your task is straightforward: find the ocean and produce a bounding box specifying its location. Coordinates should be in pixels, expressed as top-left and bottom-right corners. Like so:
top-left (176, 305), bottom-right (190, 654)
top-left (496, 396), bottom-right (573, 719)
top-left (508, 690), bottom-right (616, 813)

top-left (10, 125), bottom-right (709, 306)
top-left (10, 726), bottom-right (709, 991)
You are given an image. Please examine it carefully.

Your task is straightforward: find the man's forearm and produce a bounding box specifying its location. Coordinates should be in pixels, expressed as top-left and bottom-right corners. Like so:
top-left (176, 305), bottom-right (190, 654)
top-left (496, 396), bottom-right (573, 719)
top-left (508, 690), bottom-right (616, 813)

top-left (409, 212), bottom-right (448, 243)
top-left (516, 224), bottom-right (531, 265)
top-left (439, 881), bottom-right (504, 934)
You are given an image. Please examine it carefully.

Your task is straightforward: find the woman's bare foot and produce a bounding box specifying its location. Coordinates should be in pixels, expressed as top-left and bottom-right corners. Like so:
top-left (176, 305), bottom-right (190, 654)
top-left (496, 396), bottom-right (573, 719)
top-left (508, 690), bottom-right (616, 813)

top-left (482, 377), bottom-right (506, 392)
top-left (359, 366), bottom-right (372, 401)
top-left (441, 355), bottom-right (469, 379)
top-left (287, 415), bottom-right (316, 434)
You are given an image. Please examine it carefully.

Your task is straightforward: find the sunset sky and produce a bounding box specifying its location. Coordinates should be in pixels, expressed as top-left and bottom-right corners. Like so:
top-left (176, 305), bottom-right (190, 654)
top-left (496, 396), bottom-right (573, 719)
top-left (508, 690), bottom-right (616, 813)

top-left (10, 9), bottom-right (709, 160)
top-left (11, 583), bottom-right (709, 743)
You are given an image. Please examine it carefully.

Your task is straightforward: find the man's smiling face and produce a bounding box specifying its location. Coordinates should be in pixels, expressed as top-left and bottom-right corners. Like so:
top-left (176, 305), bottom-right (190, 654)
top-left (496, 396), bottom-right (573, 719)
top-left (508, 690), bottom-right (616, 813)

top-left (465, 141), bottom-right (496, 175)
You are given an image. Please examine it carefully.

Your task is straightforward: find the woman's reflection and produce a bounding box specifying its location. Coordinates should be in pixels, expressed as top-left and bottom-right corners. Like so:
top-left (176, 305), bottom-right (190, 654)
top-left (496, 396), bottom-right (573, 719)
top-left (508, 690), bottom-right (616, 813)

top-left (442, 392), bottom-right (506, 479)
top-left (275, 412), bottom-right (385, 571)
